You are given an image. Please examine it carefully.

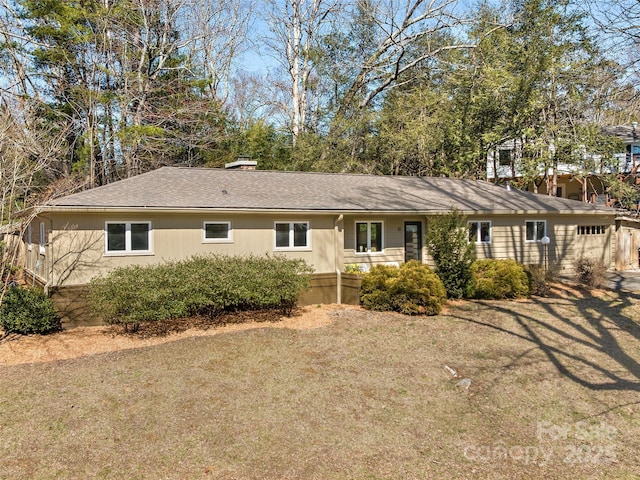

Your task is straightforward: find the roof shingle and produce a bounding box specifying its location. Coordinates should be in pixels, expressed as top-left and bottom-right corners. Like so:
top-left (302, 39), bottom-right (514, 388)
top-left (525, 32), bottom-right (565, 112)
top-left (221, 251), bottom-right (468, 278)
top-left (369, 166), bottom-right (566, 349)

top-left (45, 167), bottom-right (613, 214)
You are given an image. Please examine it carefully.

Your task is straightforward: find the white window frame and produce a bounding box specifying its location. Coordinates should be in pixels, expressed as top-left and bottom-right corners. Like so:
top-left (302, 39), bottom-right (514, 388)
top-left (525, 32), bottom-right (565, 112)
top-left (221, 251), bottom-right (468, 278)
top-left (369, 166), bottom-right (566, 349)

top-left (355, 220), bottom-right (384, 254)
top-left (104, 221), bottom-right (153, 255)
top-left (525, 220), bottom-right (547, 242)
top-left (202, 221), bottom-right (232, 243)
top-left (468, 220), bottom-right (492, 244)
top-left (273, 221), bottom-right (310, 250)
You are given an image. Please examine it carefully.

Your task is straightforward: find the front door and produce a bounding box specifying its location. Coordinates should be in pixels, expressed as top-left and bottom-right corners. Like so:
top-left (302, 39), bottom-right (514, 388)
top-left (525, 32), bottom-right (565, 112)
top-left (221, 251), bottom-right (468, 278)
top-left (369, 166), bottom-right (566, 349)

top-left (404, 222), bottom-right (422, 262)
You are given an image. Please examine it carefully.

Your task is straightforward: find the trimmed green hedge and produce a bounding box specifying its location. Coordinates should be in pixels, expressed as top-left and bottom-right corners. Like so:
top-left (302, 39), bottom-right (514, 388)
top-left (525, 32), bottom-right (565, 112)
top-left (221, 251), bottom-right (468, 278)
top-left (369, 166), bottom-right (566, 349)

top-left (88, 254), bottom-right (313, 328)
top-left (468, 259), bottom-right (529, 299)
top-left (360, 261), bottom-right (447, 315)
top-left (0, 286), bottom-right (62, 335)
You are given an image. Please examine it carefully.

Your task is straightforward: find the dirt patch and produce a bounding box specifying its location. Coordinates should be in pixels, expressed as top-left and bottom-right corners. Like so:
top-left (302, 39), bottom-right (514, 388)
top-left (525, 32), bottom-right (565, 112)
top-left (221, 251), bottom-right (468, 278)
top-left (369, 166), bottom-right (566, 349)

top-left (0, 304), bottom-right (350, 366)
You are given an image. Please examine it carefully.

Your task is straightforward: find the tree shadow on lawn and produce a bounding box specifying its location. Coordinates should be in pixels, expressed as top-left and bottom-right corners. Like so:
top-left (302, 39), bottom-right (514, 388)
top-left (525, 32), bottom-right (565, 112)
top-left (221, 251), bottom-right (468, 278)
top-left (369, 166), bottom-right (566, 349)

top-left (451, 285), bottom-right (640, 393)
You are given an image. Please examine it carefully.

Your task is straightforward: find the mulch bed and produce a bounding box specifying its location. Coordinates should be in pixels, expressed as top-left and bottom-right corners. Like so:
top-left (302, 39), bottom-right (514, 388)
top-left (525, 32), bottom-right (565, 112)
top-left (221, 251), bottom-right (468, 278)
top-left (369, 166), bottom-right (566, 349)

top-left (105, 307), bottom-right (304, 338)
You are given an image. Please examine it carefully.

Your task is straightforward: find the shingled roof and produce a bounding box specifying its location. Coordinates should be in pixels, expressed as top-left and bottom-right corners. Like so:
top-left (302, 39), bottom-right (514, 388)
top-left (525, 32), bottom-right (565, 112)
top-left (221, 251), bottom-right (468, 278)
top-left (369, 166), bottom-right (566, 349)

top-left (44, 167), bottom-right (614, 215)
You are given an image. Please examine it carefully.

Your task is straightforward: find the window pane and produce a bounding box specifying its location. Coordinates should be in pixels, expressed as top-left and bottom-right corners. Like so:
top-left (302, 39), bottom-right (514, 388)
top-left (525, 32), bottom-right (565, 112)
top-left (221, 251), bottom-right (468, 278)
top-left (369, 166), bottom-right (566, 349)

top-left (469, 222), bottom-right (478, 242)
top-left (536, 221), bottom-right (545, 241)
top-left (107, 223), bottom-right (126, 251)
top-left (131, 223), bottom-right (149, 251)
top-left (275, 223), bottom-right (290, 248)
top-left (526, 222), bottom-right (535, 241)
top-left (498, 149), bottom-right (511, 166)
top-left (293, 223), bottom-right (308, 247)
top-left (356, 223), bottom-right (368, 252)
top-left (480, 222), bottom-right (491, 242)
top-left (205, 223), bottom-right (229, 239)
top-left (371, 222), bottom-right (382, 252)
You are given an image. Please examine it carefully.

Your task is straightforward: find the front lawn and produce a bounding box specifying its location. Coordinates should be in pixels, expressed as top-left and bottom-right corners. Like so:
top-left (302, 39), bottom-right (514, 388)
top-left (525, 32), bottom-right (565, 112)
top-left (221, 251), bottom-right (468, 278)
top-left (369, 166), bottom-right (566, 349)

top-left (1, 285), bottom-right (639, 479)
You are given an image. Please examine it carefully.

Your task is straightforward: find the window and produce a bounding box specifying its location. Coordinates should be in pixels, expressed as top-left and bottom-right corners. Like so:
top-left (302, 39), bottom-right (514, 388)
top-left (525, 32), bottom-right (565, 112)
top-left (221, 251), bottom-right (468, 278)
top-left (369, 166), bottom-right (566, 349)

top-left (498, 149), bottom-right (512, 166)
top-left (105, 222), bottom-right (152, 254)
top-left (468, 221), bottom-right (491, 244)
top-left (577, 225), bottom-right (607, 235)
top-left (526, 220), bottom-right (546, 242)
top-left (39, 222), bottom-right (46, 255)
top-left (274, 221), bottom-right (309, 249)
top-left (203, 222), bottom-right (232, 243)
top-left (356, 221), bottom-right (383, 253)
top-left (27, 224), bottom-right (32, 251)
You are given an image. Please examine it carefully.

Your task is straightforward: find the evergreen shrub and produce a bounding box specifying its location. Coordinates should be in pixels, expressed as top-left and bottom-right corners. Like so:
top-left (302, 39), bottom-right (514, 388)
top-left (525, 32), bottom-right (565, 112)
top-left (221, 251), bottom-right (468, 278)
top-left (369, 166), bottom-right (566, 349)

top-left (469, 259), bottom-right (529, 299)
top-left (0, 286), bottom-right (62, 335)
top-left (88, 254), bottom-right (313, 329)
top-left (360, 261), bottom-right (447, 315)
top-left (425, 210), bottom-right (475, 299)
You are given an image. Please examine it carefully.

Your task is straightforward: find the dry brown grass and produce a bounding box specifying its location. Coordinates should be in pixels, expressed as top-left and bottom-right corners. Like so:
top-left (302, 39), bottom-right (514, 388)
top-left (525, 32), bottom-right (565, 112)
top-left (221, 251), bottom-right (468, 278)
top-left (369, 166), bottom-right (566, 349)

top-left (1, 288), bottom-right (639, 479)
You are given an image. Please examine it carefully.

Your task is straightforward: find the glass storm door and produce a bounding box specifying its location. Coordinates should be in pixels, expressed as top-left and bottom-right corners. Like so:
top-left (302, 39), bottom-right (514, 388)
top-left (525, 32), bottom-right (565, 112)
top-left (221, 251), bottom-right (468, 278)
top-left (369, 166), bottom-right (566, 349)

top-left (404, 222), bottom-right (422, 262)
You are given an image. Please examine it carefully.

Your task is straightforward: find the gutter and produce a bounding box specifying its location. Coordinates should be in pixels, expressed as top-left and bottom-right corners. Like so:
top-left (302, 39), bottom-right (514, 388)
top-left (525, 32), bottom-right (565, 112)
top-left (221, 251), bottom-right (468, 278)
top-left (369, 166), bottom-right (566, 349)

top-left (37, 205), bottom-right (618, 217)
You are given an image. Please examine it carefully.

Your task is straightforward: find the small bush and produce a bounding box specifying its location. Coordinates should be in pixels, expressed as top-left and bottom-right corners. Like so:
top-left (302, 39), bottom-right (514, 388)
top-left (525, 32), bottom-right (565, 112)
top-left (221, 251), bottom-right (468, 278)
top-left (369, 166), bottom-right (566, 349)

top-left (469, 259), bottom-right (529, 299)
top-left (0, 286), bottom-right (62, 335)
top-left (360, 261), bottom-right (447, 315)
top-left (88, 254), bottom-right (313, 329)
top-left (524, 264), bottom-right (550, 296)
top-left (574, 256), bottom-right (607, 289)
top-left (344, 263), bottom-right (364, 274)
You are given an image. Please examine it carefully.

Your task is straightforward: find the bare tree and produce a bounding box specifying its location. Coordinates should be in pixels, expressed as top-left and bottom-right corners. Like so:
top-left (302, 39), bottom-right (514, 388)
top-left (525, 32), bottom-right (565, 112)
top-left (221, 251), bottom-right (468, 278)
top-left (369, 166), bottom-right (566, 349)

top-left (182, 0), bottom-right (252, 103)
top-left (0, 103), bottom-right (70, 299)
top-left (338, 0), bottom-right (476, 112)
top-left (264, 0), bottom-right (342, 144)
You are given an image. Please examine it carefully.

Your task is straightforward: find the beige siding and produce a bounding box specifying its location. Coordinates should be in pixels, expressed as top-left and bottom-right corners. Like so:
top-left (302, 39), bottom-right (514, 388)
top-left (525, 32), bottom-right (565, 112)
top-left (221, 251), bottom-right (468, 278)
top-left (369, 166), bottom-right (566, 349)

top-left (32, 209), bottom-right (617, 288)
top-left (341, 213), bottom-right (615, 274)
top-left (471, 214), bottom-right (614, 272)
top-left (43, 212), bottom-right (340, 287)
top-left (343, 215), bottom-right (426, 267)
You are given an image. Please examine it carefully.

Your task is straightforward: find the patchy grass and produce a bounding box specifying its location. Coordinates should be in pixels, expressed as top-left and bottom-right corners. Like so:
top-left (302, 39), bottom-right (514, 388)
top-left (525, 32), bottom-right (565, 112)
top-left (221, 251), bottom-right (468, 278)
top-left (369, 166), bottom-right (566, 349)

top-left (1, 286), bottom-right (639, 479)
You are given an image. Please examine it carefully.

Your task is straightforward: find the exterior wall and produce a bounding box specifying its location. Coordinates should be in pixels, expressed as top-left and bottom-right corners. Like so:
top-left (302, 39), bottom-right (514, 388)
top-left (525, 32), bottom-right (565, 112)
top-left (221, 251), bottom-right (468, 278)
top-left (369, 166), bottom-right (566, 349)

top-left (343, 215), bottom-right (426, 268)
top-left (22, 209), bottom-right (618, 328)
top-left (342, 212), bottom-right (615, 274)
top-left (471, 213), bottom-right (614, 272)
top-left (37, 211), bottom-right (341, 287)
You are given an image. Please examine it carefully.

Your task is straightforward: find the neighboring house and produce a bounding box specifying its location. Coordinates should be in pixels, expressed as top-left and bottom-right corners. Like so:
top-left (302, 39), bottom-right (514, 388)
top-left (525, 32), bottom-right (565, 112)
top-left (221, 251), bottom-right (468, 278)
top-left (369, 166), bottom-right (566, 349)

top-left (18, 166), bottom-right (621, 326)
top-left (487, 124), bottom-right (640, 203)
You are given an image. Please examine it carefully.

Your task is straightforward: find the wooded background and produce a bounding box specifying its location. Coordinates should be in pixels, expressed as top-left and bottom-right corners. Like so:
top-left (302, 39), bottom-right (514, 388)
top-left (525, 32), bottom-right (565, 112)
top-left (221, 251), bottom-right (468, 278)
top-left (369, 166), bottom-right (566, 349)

top-left (1, 0), bottom-right (640, 213)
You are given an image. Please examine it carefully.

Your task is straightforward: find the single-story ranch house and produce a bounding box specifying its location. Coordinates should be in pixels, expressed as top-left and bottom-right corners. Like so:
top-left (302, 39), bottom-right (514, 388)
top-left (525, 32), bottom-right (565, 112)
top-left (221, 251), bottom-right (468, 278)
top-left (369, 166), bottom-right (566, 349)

top-left (16, 166), bottom-right (631, 325)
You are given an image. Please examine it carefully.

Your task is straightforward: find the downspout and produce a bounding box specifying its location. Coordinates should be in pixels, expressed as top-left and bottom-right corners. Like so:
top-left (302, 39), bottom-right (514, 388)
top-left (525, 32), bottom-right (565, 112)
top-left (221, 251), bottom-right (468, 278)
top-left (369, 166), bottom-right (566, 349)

top-left (335, 214), bottom-right (343, 304)
top-left (44, 216), bottom-right (54, 296)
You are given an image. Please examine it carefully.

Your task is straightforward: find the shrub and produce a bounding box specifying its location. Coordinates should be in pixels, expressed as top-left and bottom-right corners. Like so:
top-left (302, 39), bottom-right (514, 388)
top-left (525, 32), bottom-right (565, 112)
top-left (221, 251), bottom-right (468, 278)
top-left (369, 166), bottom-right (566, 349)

top-left (469, 259), bottom-right (529, 299)
top-left (524, 264), bottom-right (550, 296)
top-left (344, 263), bottom-right (364, 274)
top-left (360, 261), bottom-right (447, 315)
top-left (88, 254), bottom-right (313, 329)
top-left (0, 286), bottom-right (62, 335)
top-left (574, 256), bottom-right (607, 289)
top-left (425, 210), bottom-right (475, 299)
